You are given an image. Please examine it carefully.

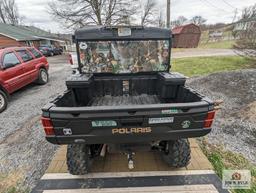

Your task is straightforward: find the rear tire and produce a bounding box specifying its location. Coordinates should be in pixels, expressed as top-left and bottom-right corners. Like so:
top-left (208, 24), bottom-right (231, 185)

top-left (162, 139), bottom-right (191, 167)
top-left (0, 90), bottom-right (8, 113)
top-left (37, 68), bottom-right (48, 85)
top-left (67, 144), bottom-right (92, 175)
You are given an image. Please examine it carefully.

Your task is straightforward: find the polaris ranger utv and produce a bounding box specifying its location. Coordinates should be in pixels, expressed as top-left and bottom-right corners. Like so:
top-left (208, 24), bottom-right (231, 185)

top-left (41, 26), bottom-right (217, 175)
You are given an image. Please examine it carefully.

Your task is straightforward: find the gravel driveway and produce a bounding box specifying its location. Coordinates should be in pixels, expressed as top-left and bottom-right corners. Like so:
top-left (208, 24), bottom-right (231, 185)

top-left (0, 55), bottom-right (71, 191)
top-left (0, 54), bottom-right (254, 191)
top-left (188, 69), bottom-right (256, 163)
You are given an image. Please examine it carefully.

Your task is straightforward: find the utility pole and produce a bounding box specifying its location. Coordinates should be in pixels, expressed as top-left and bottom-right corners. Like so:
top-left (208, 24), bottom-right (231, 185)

top-left (232, 8), bottom-right (238, 23)
top-left (166, 0), bottom-right (171, 28)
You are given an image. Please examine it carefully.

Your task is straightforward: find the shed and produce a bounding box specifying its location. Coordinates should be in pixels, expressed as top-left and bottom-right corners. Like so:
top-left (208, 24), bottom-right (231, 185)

top-left (172, 24), bottom-right (201, 48)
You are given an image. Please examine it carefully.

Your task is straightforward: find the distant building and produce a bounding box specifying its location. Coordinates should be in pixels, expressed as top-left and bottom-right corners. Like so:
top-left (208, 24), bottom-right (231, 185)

top-left (233, 17), bottom-right (256, 39)
top-left (0, 23), bottom-right (70, 50)
top-left (208, 30), bottom-right (223, 38)
top-left (234, 17), bottom-right (256, 31)
top-left (172, 24), bottom-right (201, 48)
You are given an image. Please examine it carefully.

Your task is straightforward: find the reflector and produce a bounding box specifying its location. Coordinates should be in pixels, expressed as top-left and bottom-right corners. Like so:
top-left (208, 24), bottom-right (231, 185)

top-left (206, 111), bottom-right (215, 120)
top-left (41, 117), bottom-right (55, 135)
top-left (44, 127), bottom-right (55, 135)
top-left (204, 111), bottom-right (216, 128)
top-left (204, 120), bottom-right (213, 128)
top-left (68, 53), bottom-right (73, 65)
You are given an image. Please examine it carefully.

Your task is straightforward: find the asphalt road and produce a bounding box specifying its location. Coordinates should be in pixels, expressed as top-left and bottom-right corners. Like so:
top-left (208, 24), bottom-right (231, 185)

top-left (172, 49), bottom-right (238, 58)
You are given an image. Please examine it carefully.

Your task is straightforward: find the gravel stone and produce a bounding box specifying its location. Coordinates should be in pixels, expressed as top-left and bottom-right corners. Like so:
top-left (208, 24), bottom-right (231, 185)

top-left (0, 56), bottom-right (70, 190)
top-left (187, 69), bottom-right (256, 163)
top-left (0, 55), bottom-right (255, 192)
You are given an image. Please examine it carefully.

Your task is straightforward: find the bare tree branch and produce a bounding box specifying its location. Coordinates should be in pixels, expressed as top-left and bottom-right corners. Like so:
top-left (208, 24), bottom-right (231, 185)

top-left (48, 0), bottom-right (139, 29)
top-left (190, 15), bottom-right (207, 26)
top-left (140, 0), bottom-right (157, 26)
top-left (0, 0), bottom-right (21, 24)
top-left (235, 3), bottom-right (256, 58)
top-left (171, 16), bottom-right (188, 27)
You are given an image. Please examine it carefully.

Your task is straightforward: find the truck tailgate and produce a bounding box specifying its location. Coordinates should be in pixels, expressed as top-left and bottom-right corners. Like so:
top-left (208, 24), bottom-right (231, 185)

top-left (42, 98), bottom-right (215, 144)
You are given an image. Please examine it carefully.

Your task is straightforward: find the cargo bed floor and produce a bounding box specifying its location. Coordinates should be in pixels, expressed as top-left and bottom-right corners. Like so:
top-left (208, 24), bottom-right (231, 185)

top-left (90, 94), bottom-right (161, 106)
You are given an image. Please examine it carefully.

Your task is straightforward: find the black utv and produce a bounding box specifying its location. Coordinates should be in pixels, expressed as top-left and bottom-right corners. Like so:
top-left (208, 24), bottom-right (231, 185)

top-left (41, 26), bottom-right (217, 174)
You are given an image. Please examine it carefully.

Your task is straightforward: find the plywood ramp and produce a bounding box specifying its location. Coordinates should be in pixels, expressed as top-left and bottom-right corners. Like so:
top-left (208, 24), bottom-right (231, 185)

top-left (43, 184), bottom-right (218, 193)
top-left (46, 139), bottom-right (213, 173)
top-left (32, 139), bottom-right (229, 193)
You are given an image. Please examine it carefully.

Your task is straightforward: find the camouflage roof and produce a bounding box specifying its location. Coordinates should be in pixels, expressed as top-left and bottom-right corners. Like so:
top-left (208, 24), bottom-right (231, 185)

top-left (75, 26), bottom-right (170, 40)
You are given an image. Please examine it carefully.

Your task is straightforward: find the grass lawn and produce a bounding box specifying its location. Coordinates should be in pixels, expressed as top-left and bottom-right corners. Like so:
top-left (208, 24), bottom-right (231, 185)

top-left (199, 139), bottom-right (256, 193)
top-left (172, 56), bottom-right (255, 77)
top-left (198, 40), bottom-right (236, 49)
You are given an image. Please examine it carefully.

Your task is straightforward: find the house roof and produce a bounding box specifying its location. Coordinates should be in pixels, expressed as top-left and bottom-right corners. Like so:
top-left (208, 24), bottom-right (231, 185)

top-left (0, 23), bottom-right (66, 42)
top-left (0, 23), bottom-right (39, 41)
top-left (237, 16), bottom-right (256, 23)
top-left (172, 23), bottom-right (199, 34)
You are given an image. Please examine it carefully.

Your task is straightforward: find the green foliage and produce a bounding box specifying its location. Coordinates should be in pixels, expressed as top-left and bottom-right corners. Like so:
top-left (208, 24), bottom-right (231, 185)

top-left (5, 187), bottom-right (30, 193)
top-left (199, 140), bottom-right (256, 193)
top-left (208, 152), bottom-right (225, 177)
top-left (172, 56), bottom-right (255, 77)
top-left (199, 40), bottom-right (236, 49)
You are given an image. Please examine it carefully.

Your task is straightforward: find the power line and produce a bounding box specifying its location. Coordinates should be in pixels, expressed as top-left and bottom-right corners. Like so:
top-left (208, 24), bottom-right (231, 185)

top-left (221, 0), bottom-right (240, 10)
top-left (232, 8), bottom-right (238, 23)
top-left (199, 0), bottom-right (234, 13)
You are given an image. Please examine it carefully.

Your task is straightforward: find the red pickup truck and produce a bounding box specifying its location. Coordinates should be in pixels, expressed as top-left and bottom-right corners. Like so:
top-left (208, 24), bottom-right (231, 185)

top-left (0, 46), bottom-right (49, 112)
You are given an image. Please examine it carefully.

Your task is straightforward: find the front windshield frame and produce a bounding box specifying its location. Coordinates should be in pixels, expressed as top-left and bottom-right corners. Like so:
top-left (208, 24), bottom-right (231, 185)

top-left (76, 38), bottom-right (171, 74)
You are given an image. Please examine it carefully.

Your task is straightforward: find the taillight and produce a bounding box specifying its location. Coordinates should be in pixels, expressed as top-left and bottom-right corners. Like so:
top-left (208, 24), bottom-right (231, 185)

top-left (41, 117), bottom-right (55, 135)
top-left (68, 54), bottom-right (73, 65)
top-left (204, 111), bottom-right (216, 128)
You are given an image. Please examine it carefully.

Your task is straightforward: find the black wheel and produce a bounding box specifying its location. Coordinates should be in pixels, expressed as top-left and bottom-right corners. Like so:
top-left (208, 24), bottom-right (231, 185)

top-left (162, 139), bottom-right (191, 167)
top-left (0, 90), bottom-right (8, 113)
top-left (50, 52), bottom-right (54, 56)
top-left (67, 144), bottom-right (92, 175)
top-left (37, 68), bottom-right (48, 85)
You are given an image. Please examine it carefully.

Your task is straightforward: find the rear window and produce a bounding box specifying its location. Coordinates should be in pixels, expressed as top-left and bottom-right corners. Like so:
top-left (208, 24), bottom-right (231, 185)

top-left (3, 52), bottom-right (20, 68)
top-left (78, 40), bottom-right (170, 74)
top-left (29, 48), bottom-right (42, 58)
top-left (16, 50), bottom-right (33, 62)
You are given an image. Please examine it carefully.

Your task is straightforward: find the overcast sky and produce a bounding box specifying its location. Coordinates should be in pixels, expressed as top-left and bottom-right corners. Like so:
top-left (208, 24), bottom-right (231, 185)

top-left (16, 0), bottom-right (256, 33)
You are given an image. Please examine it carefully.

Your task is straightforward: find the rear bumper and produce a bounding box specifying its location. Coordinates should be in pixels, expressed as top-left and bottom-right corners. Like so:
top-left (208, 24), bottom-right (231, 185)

top-left (46, 128), bottom-right (211, 145)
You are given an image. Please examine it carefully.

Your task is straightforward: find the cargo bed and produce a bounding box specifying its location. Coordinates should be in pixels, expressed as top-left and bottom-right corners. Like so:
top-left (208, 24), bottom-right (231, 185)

top-left (90, 94), bottom-right (161, 106)
top-left (42, 72), bottom-right (215, 145)
top-left (52, 72), bottom-right (205, 107)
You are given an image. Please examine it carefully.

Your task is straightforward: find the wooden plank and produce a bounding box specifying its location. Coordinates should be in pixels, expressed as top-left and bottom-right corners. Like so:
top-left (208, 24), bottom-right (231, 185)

top-left (42, 170), bottom-right (215, 180)
top-left (53, 161), bottom-right (65, 173)
top-left (46, 160), bottom-right (59, 173)
top-left (42, 184), bottom-right (218, 193)
top-left (46, 139), bottom-right (213, 173)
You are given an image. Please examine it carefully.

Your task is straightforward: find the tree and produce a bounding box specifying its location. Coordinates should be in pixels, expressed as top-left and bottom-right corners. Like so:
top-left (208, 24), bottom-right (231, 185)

top-left (171, 16), bottom-right (188, 27)
top-left (157, 11), bottom-right (165, 28)
top-left (191, 15), bottom-right (206, 26)
top-left (140, 0), bottom-right (157, 26)
top-left (49, 0), bottom-right (139, 28)
top-left (0, 0), bottom-right (20, 25)
top-left (235, 4), bottom-right (256, 57)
